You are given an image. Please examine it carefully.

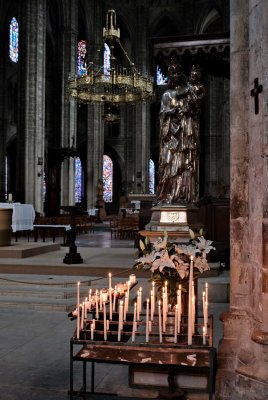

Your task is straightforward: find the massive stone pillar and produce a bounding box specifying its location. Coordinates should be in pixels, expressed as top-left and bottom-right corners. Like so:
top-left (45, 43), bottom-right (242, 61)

top-left (133, 102), bottom-right (150, 194)
top-left (86, 103), bottom-right (104, 209)
top-left (60, 0), bottom-right (78, 207)
top-left (216, 1), bottom-right (268, 398)
top-left (17, 0), bottom-right (46, 213)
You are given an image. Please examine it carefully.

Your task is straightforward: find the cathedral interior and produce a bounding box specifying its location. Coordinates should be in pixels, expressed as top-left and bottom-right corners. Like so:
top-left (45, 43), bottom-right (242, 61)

top-left (0, 0), bottom-right (267, 399)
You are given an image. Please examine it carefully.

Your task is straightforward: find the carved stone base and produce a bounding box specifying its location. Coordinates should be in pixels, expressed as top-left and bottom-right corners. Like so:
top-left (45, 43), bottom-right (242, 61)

top-left (145, 204), bottom-right (190, 232)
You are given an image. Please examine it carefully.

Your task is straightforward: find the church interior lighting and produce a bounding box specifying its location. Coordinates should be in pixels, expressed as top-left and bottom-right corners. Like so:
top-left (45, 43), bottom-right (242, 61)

top-left (68, 9), bottom-right (154, 104)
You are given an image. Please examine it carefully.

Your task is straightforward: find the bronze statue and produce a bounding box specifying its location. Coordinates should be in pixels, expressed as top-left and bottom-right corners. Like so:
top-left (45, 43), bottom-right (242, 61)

top-left (156, 61), bottom-right (205, 204)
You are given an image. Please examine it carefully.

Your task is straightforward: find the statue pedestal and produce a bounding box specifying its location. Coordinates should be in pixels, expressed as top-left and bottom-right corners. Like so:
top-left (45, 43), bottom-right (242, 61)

top-left (142, 204), bottom-right (203, 243)
top-left (145, 204), bottom-right (190, 232)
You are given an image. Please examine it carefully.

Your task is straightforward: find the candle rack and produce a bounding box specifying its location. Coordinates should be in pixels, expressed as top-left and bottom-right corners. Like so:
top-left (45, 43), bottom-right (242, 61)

top-left (69, 309), bottom-right (216, 400)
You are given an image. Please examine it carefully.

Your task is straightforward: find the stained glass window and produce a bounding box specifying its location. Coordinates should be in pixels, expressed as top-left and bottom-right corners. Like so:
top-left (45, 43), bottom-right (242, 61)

top-left (9, 17), bottom-right (19, 63)
top-left (77, 40), bottom-right (87, 76)
top-left (103, 155), bottom-right (113, 202)
top-left (156, 65), bottom-right (167, 85)
top-left (75, 157), bottom-right (82, 203)
top-left (149, 159), bottom-right (155, 194)
top-left (103, 43), bottom-right (111, 76)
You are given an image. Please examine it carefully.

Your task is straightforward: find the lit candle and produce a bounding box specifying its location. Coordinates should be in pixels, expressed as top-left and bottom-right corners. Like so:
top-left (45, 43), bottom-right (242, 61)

top-left (123, 294), bottom-right (128, 321)
top-left (150, 289), bottom-right (154, 321)
top-left (113, 285), bottom-right (117, 312)
top-left (188, 256), bottom-right (194, 345)
top-left (80, 301), bottom-right (85, 330)
top-left (99, 290), bottom-right (103, 310)
top-left (139, 287), bottom-right (143, 317)
top-left (146, 298), bottom-right (149, 343)
top-left (192, 281), bottom-right (195, 333)
top-left (174, 304), bottom-right (178, 343)
top-left (103, 301), bottom-right (107, 341)
top-left (109, 273), bottom-right (113, 321)
top-left (158, 300), bottom-right (162, 343)
top-left (77, 282), bottom-right (80, 339)
top-left (95, 290), bottom-right (99, 320)
top-left (132, 302), bottom-right (137, 342)
top-left (137, 290), bottom-right (141, 321)
top-left (177, 286), bottom-right (181, 333)
top-left (118, 300), bottom-right (123, 342)
top-left (205, 282), bottom-right (208, 334)
top-left (152, 281), bottom-right (155, 314)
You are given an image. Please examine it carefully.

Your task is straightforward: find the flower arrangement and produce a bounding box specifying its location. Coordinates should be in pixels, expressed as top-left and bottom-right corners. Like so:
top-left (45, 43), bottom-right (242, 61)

top-left (134, 229), bottom-right (215, 306)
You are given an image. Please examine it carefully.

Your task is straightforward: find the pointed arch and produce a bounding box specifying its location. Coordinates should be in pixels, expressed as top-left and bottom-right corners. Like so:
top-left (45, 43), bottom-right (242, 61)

top-left (196, 8), bottom-right (222, 34)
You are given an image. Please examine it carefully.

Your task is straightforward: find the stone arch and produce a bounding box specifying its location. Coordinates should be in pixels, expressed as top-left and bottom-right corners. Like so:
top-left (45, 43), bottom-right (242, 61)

top-left (196, 7), bottom-right (223, 34)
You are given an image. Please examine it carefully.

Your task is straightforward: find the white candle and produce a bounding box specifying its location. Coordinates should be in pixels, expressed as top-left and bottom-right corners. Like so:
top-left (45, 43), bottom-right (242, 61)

top-left (146, 298), bottom-right (149, 343)
top-left (158, 301), bottom-right (162, 343)
top-left (177, 286), bottom-right (181, 333)
top-left (152, 281), bottom-right (155, 315)
top-left (113, 285), bottom-right (117, 312)
top-left (90, 323), bottom-right (94, 340)
top-left (109, 273), bottom-right (113, 321)
top-left (205, 282), bottom-right (209, 334)
top-left (99, 290), bottom-right (103, 310)
top-left (76, 282), bottom-right (80, 339)
top-left (174, 305), bottom-right (178, 343)
top-left (103, 301), bottom-right (107, 341)
top-left (126, 281), bottom-right (130, 311)
top-left (118, 300), bottom-right (123, 341)
top-left (192, 281), bottom-right (195, 333)
top-left (150, 289), bottom-right (154, 321)
top-left (123, 294), bottom-right (128, 321)
top-left (96, 290), bottom-right (99, 320)
top-left (137, 290), bottom-right (141, 321)
top-left (139, 287), bottom-right (143, 316)
top-left (132, 302), bottom-right (137, 342)
top-left (80, 302), bottom-right (84, 330)
top-left (203, 325), bottom-right (206, 345)
top-left (188, 256), bottom-right (194, 345)
top-left (8, 193), bottom-right (12, 202)
top-left (106, 319), bottom-right (109, 331)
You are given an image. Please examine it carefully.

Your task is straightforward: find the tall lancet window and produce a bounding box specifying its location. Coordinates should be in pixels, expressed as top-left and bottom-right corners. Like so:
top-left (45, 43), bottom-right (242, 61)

top-left (149, 159), bottom-right (155, 194)
top-left (77, 40), bottom-right (87, 76)
top-left (9, 17), bottom-right (19, 63)
top-left (103, 155), bottom-right (113, 202)
top-left (75, 157), bottom-right (82, 203)
top-left (103, 43), bottom-right (111, 76)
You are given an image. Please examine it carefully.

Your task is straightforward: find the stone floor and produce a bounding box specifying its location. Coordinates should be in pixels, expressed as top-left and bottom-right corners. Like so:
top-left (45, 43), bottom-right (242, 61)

top-left (0, 227), bottom-right (229, 400)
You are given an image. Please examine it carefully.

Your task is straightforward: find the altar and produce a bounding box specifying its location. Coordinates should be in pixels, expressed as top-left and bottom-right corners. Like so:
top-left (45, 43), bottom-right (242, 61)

top-left (0, 203), bottom-right (35, 232)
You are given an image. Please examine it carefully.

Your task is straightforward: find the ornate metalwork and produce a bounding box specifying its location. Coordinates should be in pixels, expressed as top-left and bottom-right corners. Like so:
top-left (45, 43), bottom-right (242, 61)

top-left (68, 10), bottom-right (154, 104)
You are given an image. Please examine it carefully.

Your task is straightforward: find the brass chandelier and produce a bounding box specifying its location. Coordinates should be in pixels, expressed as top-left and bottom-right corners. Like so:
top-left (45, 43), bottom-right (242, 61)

top-left (68, 9), bottom-right (154, 104)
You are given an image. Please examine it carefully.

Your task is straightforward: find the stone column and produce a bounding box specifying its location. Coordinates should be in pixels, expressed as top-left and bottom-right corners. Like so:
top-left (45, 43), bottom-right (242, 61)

top-left (216, 0), bottom-right (268, 398)
top-left (133, 4), bottom-right (151, 194)
top-left (86, 103), bottom-right (104, 208)
top-left (17, 0), bottom-right (46, 213)
top-left (60, 0), bottom-right (77, 207)
top-left (0, 35), bottom-right (6, 200)
top-left (134, 102), bottom-right (150, 194)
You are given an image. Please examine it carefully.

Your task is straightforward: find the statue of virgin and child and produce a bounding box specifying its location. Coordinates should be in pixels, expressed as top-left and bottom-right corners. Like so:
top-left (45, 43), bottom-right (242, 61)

top-left (156, 59), bottom-right (205, 205)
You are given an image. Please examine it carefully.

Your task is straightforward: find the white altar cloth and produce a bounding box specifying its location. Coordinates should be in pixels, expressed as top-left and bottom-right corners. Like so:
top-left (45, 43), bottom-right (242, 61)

top-left (0, 203), bottom-right (35, 232)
